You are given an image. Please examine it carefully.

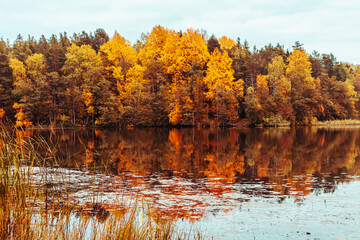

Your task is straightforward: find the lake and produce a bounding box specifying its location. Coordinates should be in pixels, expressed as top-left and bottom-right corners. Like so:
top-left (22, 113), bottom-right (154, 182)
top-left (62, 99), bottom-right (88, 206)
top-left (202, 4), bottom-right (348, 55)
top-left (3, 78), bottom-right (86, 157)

top-left (22, 127), bottom-right (360, 239)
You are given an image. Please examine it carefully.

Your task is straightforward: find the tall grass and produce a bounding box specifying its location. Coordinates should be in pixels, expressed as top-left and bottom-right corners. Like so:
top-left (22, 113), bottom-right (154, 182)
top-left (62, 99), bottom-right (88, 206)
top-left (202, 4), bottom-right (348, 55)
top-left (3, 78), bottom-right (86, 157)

top-left (0, 128), bottom-right (202, 240)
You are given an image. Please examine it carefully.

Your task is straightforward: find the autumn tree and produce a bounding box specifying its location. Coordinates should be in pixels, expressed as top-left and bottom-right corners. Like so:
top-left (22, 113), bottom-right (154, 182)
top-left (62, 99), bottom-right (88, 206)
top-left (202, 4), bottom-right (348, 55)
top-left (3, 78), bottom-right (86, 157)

top-left (0, 40), bottom-right (13, 121)
top-left (3, 26), bottom-right (360, 127)
top-left (254, 75), bottom-right (271, 122)
top-left (161, 28), bottom-right (209, 126)
top-left (135, 26), bottom-right (174, 125)
top-left (99, 32), bottom-right (137, 125)
top-left (207, 35), bottom-right (220, 54)
top-left (267, 56), bottom-right (292, 122)
top-left (309, 51), bottom-right (323, 78)
top-left (92, 29), bottom-right (109, 52)
top-left (317, 73), bottom-right (357, 120)
top-left (204, 48), bottom-right (243, 125)
top-left (62, 44), bottom-right (111, 125)
top-left (11, 34), bottom-right (33, 62)
top-left (286, 49), bottom-right (318, 124)
top-left (143, 60), bottom-right (169, 125)
top-left (219, 36), bottom-right (236, 51)
top-left (244, 86), bottom-right (260, 126)
top-left (13, 102), bottom-right (32, 127)
top-left (122, 64), bottom-right (155, 126)
top-left (25, 53), bottom-right (52, 123)
top-left (228, 41), bottom-right (253, 90)
top-left (48, 34), bottom-right (70, 72)
top-left (138, 25), bottom-right (171, 65)
top-left (10, 57), bottom-right (32, 120)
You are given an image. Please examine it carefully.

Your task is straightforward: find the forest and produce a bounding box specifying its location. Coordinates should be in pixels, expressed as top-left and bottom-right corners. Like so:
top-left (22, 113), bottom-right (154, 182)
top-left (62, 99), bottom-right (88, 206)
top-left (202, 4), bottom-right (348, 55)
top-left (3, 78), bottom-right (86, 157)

top-left (1, 25), bottom-right (360, 127)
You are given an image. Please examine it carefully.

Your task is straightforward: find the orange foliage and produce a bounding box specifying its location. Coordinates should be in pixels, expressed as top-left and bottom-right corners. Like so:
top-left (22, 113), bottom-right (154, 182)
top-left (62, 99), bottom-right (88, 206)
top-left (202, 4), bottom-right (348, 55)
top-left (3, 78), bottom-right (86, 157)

top-left (219, 36), bottom-right (236, 50)
top-left (0, 108), bottom-right (5, 122)
top-left (13, 103), bottom-right (32, 128)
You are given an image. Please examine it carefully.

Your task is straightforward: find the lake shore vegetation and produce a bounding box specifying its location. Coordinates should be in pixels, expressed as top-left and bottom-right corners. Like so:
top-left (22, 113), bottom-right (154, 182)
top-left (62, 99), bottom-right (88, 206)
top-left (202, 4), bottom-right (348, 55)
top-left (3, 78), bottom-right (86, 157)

top-left (0, 128), bottom-right (202, 240)
top-left (1, 26), bottom-right (360, 127)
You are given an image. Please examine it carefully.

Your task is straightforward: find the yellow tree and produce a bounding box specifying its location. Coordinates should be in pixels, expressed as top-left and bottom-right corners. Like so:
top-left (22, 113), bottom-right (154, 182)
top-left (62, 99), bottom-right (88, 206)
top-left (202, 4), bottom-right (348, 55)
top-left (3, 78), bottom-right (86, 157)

top-left (100, 31), bottom-right (137, 82)
top-left (219, 36), bottom-right (236, 51)
top-left (122, 64), bottom-right (155, 126)
top-left (10, 56), bottom-right (45, 124)
top-left (254, 75), bottom-right (271, 122)
top-left (13, 102), bottom-right (32, 128)
top-left (9, 58), bottom-right (27, 92)
top-left (137, 26), bottom-right (173, 125)
top-left (244, 86), bottom-right (260, 126)
top-left (25, 53), bottom-right (46, 80)
top-left (267, 56), bottom-right (292, 122)
top-left (204, 48), bottom-right (243, 125)
top-left (268, 56), bottom-right (287, 93)
top-left (286, 49), bottom-right (318, 124)
top-left (161, 29), bottom-right (210, 125)
top-left (138, 25), bottom-right (172, 65)
top-left (82, 90), bottom-right (95, 124)
top-left (62, 44), bottom-right (107, 125)
top-left (255, 75), bottom-right (269, 101)
top-left (24, 53), bottom-right (52, 124)
top-left (100, 32), bottom-right (137, 124)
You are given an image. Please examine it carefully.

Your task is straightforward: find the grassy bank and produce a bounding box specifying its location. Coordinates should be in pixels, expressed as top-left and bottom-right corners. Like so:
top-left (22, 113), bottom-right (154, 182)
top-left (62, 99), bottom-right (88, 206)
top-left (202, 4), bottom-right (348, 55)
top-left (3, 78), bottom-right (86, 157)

top-left (0, 128), bottom-right (201, 240)
top-left (314, 119), bottom-right (360, 127)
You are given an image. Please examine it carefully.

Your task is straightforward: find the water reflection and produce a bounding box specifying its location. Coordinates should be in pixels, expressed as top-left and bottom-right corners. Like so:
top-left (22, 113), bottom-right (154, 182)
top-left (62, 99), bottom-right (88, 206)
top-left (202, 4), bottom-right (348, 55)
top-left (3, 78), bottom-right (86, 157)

top-left (28, 127), bottom-right (360, 221)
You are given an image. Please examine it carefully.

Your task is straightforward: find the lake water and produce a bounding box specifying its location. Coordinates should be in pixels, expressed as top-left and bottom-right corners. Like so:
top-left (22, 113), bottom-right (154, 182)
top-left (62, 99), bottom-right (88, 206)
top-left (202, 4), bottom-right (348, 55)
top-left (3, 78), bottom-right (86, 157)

top-left (24, 127), bottom-right (360, 239)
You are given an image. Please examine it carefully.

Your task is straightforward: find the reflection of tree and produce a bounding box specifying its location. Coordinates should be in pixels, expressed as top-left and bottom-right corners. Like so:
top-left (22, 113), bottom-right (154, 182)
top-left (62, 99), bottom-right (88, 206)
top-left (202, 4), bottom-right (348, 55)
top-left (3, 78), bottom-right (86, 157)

top-left (33, 127), bottom-right (360, 221)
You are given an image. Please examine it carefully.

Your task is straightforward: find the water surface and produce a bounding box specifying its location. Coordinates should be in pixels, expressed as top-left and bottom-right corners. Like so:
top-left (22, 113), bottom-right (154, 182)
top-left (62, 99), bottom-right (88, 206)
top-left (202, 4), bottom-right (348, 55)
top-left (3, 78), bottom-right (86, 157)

top-left (24, 127), bottom-right (360, 239)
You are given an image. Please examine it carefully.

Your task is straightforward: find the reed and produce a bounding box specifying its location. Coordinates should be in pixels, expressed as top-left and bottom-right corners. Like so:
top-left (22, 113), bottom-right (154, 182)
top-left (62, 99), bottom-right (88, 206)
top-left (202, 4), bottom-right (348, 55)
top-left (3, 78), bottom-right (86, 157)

top-left (0, 127), bottom-right (202, 240)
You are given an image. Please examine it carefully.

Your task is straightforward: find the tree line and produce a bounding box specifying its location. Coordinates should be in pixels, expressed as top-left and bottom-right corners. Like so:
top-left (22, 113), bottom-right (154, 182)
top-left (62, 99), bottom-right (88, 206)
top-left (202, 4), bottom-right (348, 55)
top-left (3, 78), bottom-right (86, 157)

top-left (1, 25), bottom-right (359, 127)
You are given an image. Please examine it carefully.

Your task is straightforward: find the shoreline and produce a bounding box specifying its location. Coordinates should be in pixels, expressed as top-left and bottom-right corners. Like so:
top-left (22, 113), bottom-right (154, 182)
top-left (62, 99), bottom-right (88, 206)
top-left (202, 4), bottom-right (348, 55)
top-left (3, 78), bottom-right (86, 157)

top-left (5, 119), bottom-right (360, 130)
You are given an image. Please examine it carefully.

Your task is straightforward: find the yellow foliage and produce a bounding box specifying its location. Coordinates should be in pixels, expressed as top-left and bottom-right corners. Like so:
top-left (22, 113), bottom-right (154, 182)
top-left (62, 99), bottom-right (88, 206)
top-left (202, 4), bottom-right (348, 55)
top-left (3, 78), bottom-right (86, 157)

top-left (161, 28), bottom-right (209, 77)
top-left (13, 102), bottom-right (20, 110)
top-left (87, 106), bottom-right (94, 115)
top-left (83, 90), bottom-right (94, 107)
top-left (168, 101), bottom-right (182, 125)
top-left (125, 64), bottom-right (146, 93)
top-left (257, 103), bottom-right (262, 110)
top-left (268, 56), bottom-right (289, 95)
top-left (204, 48), bottom-right (242, 123)
top-left (319, 104), bottom-right (325, 115)
top-left (204, 48), bottom-right (236, 99)
top-left (100, 31), bottom-right (137, 81)
top-left (256, 75), bottom-right (268, 91)
top-left (25, 53), bottom-right (46, 80)
top-left (139, 25), bottom-right (172, 64)
top-left (0, 108), bottom-right (4, 120)
top-left (233, 79), bottom-right (245, 99)
top-left (58, 114), bottom-right (70, 123)
top-left (9, 58), bottom-right (27, 88)
top-left (94, 118), bottom-right (100, 125)
top-left (219, 36), bottom-right (236, 50)
top-left (286, 49), bottom-right (314, 89)
top-left (82, 90), bottom-right (94, 115)
top-left (345, 79), bottom-right (356, 97)
top-left (255, 74), bottom-right (269, 100)
top-left (13, 103), bottom-right (32, 128)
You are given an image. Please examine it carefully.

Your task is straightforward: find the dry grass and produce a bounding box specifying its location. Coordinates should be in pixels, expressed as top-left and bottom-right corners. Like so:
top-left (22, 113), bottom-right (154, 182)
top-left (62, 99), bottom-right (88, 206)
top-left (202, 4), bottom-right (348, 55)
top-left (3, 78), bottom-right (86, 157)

top-left (0, 127), bottom-right (202, 240)
top-left (315, 119), bottom-right (360, 127)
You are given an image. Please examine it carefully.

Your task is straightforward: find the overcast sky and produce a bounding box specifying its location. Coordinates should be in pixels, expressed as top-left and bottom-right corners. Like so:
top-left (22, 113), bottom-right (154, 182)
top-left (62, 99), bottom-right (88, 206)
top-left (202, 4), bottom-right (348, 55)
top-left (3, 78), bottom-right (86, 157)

top-left (1, 0), bottom-right (359, 64)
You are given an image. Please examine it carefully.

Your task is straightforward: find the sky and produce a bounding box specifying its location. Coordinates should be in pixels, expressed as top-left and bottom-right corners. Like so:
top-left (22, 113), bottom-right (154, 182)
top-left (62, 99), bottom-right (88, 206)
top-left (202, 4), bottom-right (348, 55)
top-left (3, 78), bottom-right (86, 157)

top-left (1, 0), bottom-right (359, 64)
